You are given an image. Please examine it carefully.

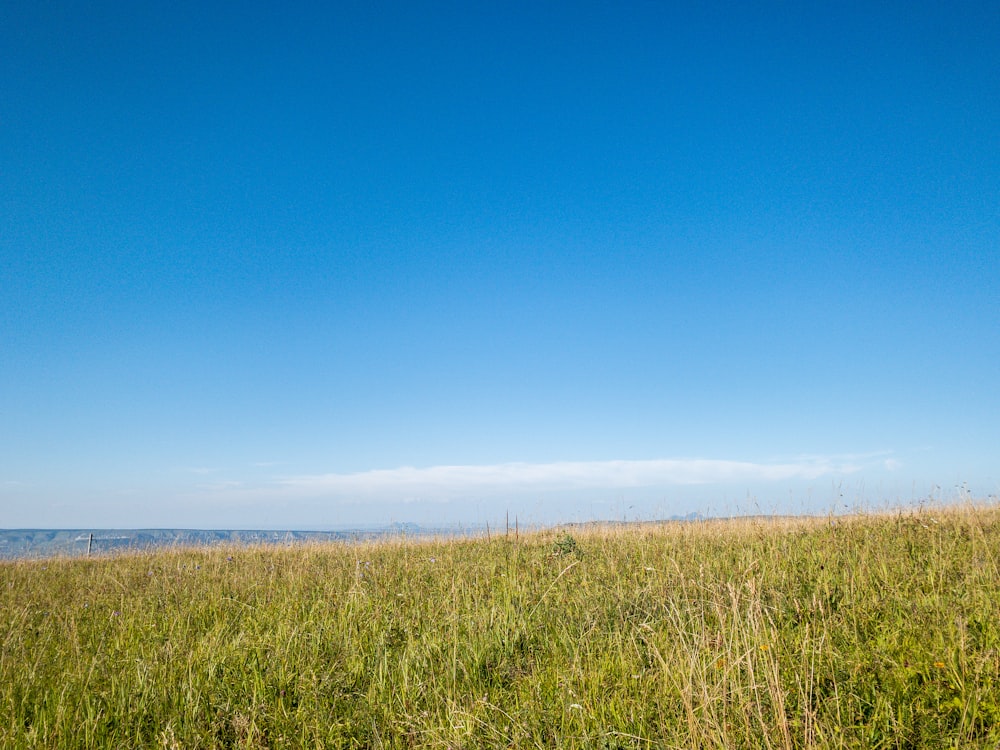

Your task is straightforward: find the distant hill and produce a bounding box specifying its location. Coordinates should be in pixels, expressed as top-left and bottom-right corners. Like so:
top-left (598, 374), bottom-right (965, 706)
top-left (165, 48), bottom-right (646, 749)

top-left (0, 515), bottom-right (710, 559)
top-left (0, 523), bottom-right (431, 559)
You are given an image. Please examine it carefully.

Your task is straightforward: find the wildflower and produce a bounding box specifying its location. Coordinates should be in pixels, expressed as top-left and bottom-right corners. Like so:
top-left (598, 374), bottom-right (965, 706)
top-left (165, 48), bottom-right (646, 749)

top-left (569, 703), bottom-right (583, 711)
top-left (759, 644), bottom-right (769, 651)
top-left (934, 661), bottom-right (946, 669)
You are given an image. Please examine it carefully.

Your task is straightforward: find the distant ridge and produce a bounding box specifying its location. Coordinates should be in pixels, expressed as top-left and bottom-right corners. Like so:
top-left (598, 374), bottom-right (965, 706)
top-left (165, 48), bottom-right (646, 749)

top-left (0, 514), bottom-right (714, 559)
top-left (0, 523), bottom-right (440, 559)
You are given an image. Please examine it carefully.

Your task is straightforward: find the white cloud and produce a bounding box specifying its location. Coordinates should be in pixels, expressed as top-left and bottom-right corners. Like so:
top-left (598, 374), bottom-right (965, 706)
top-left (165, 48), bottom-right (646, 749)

top-left (162, 453), bottom-right (897, 526)
top-left (270, 457), bottom-right (859, 498)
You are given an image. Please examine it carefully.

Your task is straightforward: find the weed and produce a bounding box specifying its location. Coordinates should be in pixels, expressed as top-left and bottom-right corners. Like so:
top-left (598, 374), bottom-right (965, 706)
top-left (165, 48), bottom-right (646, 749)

top-left (552, 532), bottom-right (583, 558)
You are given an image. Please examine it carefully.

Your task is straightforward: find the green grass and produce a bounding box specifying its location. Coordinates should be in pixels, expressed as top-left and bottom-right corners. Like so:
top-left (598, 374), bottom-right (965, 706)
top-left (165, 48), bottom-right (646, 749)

top-left (2, 504), bottom-right (999, 748)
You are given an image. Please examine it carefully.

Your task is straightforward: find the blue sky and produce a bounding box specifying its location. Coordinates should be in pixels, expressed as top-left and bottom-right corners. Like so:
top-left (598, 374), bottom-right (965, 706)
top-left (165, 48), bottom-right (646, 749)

top-left (2, 1), bottom-right (998, 529)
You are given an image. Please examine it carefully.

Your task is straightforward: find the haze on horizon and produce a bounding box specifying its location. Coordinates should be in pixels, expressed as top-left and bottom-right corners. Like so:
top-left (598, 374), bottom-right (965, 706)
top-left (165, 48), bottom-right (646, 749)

top-left (2, 1), bottom-right (997, 530)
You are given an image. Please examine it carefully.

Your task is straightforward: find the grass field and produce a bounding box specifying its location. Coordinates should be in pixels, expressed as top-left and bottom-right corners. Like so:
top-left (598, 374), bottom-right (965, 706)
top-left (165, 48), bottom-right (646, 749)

top-left (2, 504), bottom-right (999, 748)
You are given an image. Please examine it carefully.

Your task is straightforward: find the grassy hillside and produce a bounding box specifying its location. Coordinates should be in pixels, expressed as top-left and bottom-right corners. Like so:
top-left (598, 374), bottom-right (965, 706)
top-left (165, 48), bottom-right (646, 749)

top-left (2, 505), bottom-right (999, 748)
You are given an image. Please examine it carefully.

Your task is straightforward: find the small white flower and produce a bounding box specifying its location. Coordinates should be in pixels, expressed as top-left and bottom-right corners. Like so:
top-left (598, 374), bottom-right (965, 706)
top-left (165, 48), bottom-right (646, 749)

top-left (569, 703), bottom-right (583, 711)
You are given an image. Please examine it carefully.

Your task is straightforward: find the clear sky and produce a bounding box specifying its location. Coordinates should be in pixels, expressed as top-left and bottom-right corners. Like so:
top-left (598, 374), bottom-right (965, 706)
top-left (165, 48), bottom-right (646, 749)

top-left (2, 1), bottom-right (998, 529)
